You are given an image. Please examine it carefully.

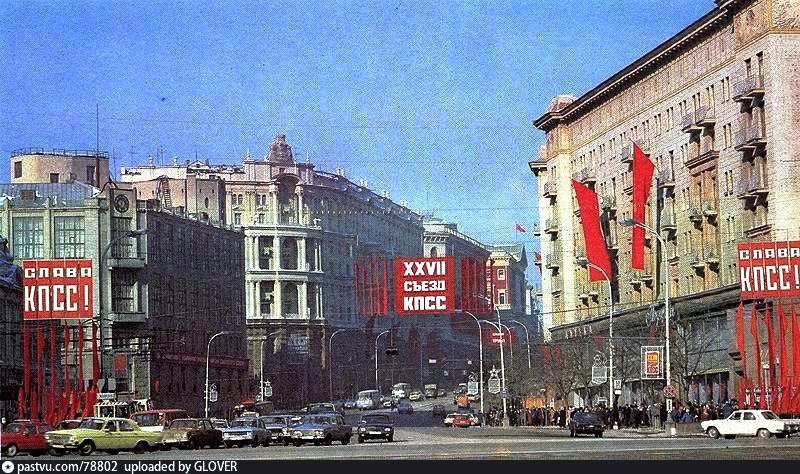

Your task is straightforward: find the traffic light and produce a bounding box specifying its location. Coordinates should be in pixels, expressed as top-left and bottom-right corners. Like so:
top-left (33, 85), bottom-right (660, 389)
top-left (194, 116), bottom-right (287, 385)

top-left (385, 347), bottom-right (399, 356)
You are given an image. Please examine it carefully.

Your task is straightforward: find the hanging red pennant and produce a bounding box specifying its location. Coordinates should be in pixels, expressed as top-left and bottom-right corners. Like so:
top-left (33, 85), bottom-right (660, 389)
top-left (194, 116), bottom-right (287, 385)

top-left (792, 304), bottom-right (800, 412)
top-left (631, 142), bottom-right (655, 269)
top-left (22, 323), bottom-right (31, 419)
top-left (572, 180), bottom-right (612, 281)
top-left (778, 303), bottom-right (789, 413)
top-left (77, 325), bottom-right (84, 393)
top-left (749, 304), bottom-right (763, 406)
top-left (33, 324), bottom-right (44, 420)
top-left (735, 303), bottom-right (747, 405)
top-left (764, 306), bottom-right (776, 408)
top-left (63, 325), bottom-right (71, 419)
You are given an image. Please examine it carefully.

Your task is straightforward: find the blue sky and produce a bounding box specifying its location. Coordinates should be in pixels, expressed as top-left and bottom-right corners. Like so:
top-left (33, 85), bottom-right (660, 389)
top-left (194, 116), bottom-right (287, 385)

top-left (1, 0), bottom-right (712, 284)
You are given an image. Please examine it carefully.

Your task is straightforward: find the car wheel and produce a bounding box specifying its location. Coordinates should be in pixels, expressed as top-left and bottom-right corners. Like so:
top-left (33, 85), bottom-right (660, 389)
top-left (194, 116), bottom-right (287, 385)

top-left (757, 429), bottom-right (772, 439)
top-left (569, 430), bottom-right (575, 437)
top-left (224, 442), bottom-right (233, 448)
top-left (324, 436), bottom-right (332, 446)
top-left (294, 441), bottom-right (303, 447)
top-left (251, 440), bottom-right (260, 448)
top-left (262, 439), bottom-right (271, 447)
top-left (595, 431), bottom-right (603, 438)
top-left (314, 440), bottom-right (322, 446)
top-left (706, 427), bottom-right (720, 439)
top-left (387, 434), bottom-right (393, 442)
top-left (341, 436), bottom-right (350, 445)
top-left (283, 439), bottom-right (290, 446)
top-left (134, 442), bottom-right (149, 454)
top-left (189, 438), bottom-right (200, 450)
top-left (5, 444), bottom-right (18, 457)
top-left (49, 448), bottom-right (66, 457)
top-left (79, 440), bottom-right (95, 456)
top-left (358, 436), bottom-right (364, 444)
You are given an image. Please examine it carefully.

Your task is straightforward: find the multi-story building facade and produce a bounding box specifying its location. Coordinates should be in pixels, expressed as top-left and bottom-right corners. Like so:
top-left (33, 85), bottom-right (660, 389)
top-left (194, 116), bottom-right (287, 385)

top-left (122, 135), bottom-right (424, 407)
top-left (10, 148), bottom-right (109, 188)
top-left (0, 236), bottom-right (22, 420)
top-left (0, 181), bottom-right (248, 417)
top-left (487, 244), bottom-right (528, 320)
top-left (529, 0), bottom-right (800, 405)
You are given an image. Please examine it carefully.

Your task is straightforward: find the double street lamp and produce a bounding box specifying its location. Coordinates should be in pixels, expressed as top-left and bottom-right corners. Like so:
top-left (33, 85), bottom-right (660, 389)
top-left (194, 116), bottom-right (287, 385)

top-left (375, 330), bottom-right (390, 392)
top-left (329, 328), bottom-right (364, 400)
top-left (454, 309), bottom-right (485, 418)
top-left (260, 331), bottom-right (283, 401)
top-left (575, 256), bottom-right (614, 408)
top-left (205, 331), bottom-right (234, 418)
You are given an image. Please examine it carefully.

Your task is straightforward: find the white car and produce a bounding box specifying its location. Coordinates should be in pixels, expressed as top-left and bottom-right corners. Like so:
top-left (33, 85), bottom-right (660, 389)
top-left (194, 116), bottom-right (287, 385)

top-left (409, 391), bottom-right (425, 402)
top-left (701, 410), bottom-right (787, 439)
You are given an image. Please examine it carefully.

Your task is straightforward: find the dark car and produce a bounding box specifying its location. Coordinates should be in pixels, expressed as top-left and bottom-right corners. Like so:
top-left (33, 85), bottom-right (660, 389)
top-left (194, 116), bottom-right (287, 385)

top-left (432, 405), bottom-right (448, 417)
top-left (1, 420), bottom-right (54, 457)
top-left (221, 417), bottom-right (271, 447)
top-left (357, 414), bottom-right (394, 443)
top-left (569, 411), bottom-right (604, 437)
top-left (259, 415), bottom-right (295, 446)
top-left (397, 403), bottom-right (414, 415)
top-left (307, 403), bottom-right (339, 414)
top-left (290, 414), bottom-right (352, 446)
top-left (162, 418), bottom-right (223, 449)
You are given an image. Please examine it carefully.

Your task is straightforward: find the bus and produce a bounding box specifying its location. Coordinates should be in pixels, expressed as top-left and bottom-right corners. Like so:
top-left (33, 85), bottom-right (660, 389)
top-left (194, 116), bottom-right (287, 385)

top-left (392, 383), bottom-right (411, 399)
top-left (356, 390), bottom-right (382, 410)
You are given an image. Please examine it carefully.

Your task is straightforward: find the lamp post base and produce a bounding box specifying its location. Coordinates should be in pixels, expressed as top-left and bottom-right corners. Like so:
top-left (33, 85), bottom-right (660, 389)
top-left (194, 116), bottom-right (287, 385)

top-left (665, 420), bottom-right (677, 437)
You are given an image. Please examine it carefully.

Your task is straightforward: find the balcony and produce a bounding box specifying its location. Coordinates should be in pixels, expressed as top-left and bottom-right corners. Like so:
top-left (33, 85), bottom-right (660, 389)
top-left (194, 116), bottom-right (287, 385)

top-left (661, 212), bottom-right (677, 232)
top-left (734, 125), bottom-right (767, 151)
top-left (601, 195), bottom-right (617, 212)
top-left (733, 74), bottom-right (765, 102)
top-left (691, 253), bottom-right (706, 269)
top-left (695, 105), bottom-right (716, 127)
top-left (621, 147), bottom-right (632, 163)
top-left (685, 148), bottom-right (720, 169)
top-left (529, 158), bottom-right (548, 175)
top-left (551, 279), bottom-right (563, 294)
top-left (704, 248), bottom-right (720, 266)
top-left (545, 217), bottom-right (559, 235)
top-left (546, 253), bottom-right (561, 269)
top-left (629, 271), bottom-right (642, 286)
top-left (688, 207), bottom-right (703, 223)
top-left (658, 169), bottom-right (675, 189)
top-left (702, 200), bottom-right (717, 218)
top-left (534, 253), bottom-right (542, 267)
top-left (737, 172), bottom-right (768, 199)
top-left (532, 225), bottom-right (542, 236)
top-left (543, 181), bottom-right (558, 198)
top-left (578, 287), bottom-right (590, 301)
top-left (573, 167), bottom-right (596, 185)
top-left (681, 112), bottom-right (701, 133)
top-left (606, 236), bottom-right (619, 251)
top-left (109, 311), bottom-right (147, 324)
top-left (641, 267), bottom-right (654, 284)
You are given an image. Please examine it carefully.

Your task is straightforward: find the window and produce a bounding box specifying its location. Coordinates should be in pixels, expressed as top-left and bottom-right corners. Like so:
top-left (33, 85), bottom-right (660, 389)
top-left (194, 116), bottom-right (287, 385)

top-left (105, 421), bottom-right (118, 432)
top-left (14, 161), bottom-right (22, 178)
top-left (86, 166), bottom-right (96, 184)
top-left (204, 197), bottom-right (209, 208)
top-left (234, 213), bottom-right (241, 226)
top-left (257, 213), bottom-right (265, 224)
top-left (12, 217), bottom-right (44, 259)
top-left (54, 217), bottom-right (85, 258)
top-left (497, 269), bottom-right (505, 280)
top-left (112, 271), bottom-right (137, 313)
top-left (49, 173), bottom-right (59, 183)
top-left (118, 420), bottom-right (134, 432)
top-left (743, 412), bottom-right (756, 421)
top-left (498, 290), bottom-right (506, 305)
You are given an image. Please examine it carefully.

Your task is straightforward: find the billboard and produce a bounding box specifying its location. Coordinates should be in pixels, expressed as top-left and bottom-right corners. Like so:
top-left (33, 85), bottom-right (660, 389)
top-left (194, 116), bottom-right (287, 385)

top-left (641, 346), bottom-right (664, 380)
top-left (737, 241), bottom-right (800, 299)
top-left (393, 257), bottom-right (455, 315)
top-left (22, 259), bottom-right (93, 320)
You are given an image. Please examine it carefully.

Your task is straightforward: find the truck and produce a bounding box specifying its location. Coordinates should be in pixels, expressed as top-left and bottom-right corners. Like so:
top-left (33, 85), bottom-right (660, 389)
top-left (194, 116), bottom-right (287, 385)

top-left (424, 384), bottom-right (438, 398)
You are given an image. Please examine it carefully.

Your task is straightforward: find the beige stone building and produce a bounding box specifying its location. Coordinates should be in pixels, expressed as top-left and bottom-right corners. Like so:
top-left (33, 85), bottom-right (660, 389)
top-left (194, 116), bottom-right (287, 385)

top-left (10, 148), bottom-right (109, 188)
top-left (530, 0), bottom-right (800, 405)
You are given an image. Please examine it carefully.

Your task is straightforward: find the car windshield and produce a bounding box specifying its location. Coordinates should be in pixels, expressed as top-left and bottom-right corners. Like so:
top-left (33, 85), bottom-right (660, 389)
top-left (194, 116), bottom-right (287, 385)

top-left (78, 419), bottom-right (106, 430)
top-left (575, 412), bottom-right (602, 421)
top-left (169, 419), bottom-right (198, 429)
top-left (302, 416), bottom-right (330, 425)
top-left (3, 423), bottom-right (23, 433)
top-left (230, 419), bottom-right (257, 428)
top-left (131, 414), bottom-right (161, 427)
top-left (260, 417), bottom-right (286, 425)
top-left (212, 420), bottom-right (228, 429)
top-left (363, 415), bottom-right (390, 424)
top-left (762, 411), bottom-right (779, 420)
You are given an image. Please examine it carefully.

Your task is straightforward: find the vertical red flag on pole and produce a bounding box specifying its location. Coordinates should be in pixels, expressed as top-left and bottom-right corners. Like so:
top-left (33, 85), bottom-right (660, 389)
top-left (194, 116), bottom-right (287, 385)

top-left (764, 306), bottom-right (776, 408)
top-left (460, 257), bottom-right (467, 311)
top-left (735, 303), bottom-right (747, 404)
top-left (382, 256), bottom-right (388, 315)
top-left (48, 325), bottom-right (56, 426)
top-left (750, 304), bottom-right (763, 405)
top-left (778, 303), bottom-right (789, 412)
top-left (631, 142), bottom-right (655, 269)
top-left (21, 323), bottom-right (31, 419)
top-left (63, 324), bottom-right (71, 420)
top-left (92, 322), bottom-right (101, 387)
top-left (792, 304), bottom-right (800, 412)
top-left (489, 259), bottom-right (495, 309)
top-left (34, 324), bottom-right (43, 420)
top-left (572, 180), bottom-right (612, 281)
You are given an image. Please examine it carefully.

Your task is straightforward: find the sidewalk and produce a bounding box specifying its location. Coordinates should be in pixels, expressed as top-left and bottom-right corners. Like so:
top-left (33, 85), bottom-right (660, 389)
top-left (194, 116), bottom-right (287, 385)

top-left (461, 425), bottom-right (706, 438)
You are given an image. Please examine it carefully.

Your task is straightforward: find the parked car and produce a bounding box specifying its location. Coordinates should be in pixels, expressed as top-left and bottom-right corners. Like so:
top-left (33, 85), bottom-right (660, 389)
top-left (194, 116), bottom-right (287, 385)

top-left (131, 409), bottom-right (189, 433)
top-left (290, 414), bottom-right (352, 446)
top-left (221, 417), bottom-right (271, 448)
top-left (209, 418), bottom-right (229, 430)
top-left (54, 419), bottom-right (82, 431)
top-left (397, 403), bottom-right (414, 415)
top-left (409, 390), bottom-right (425, 402)
top-left (432, 405), bottom-right (448, 417)
top-left (357, 414), bottom-right (394, 443)
top-left (568, 411), bottom-right (604, 438)
top-left (307, 403), bottom-right (339, 414)
top-left (701, 410), bottom-right (791, 439)
top-left (1, 420), bottom-right (54, 457)
top-left (452, 414), bottom-right (473, 428)
top-left (259, 415), bottom-right (295, 446)
top-left (44, 417), bottom-right (163, 456)
top-left (437, 389), bottom-right (446, 397)
top-left (381, 396), bottom-right (399, 409)
top-left (344, 399), bottom-right (358, 410)
top-left (161, 418), bottom-right (223, 450)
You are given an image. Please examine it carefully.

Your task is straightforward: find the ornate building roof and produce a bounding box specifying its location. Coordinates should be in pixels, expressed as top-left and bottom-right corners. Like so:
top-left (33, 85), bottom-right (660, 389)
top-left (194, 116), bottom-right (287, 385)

top-left (267, 134), bottom-right (295, 164)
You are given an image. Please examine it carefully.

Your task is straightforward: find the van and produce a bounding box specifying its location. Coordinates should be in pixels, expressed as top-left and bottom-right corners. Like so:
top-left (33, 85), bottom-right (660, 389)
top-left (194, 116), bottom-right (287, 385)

top-left (356, 390), bottom-right (382, 410)
top-left (130, 409), bottom-right (189, 432)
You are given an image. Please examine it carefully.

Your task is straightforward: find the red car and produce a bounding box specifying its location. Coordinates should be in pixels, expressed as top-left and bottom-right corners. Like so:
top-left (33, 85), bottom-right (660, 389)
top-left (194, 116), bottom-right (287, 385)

top-left (452, 414), bottom-right (472, 428)
top-left (1, 420), bottom-right (54, 457)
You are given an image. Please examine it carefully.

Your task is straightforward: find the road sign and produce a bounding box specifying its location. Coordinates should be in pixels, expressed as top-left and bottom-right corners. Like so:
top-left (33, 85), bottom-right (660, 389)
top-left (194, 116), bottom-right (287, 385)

top-left (428, 359), bottom-right (437, 364)
top-left (263, 381), bottom-right (273, 398)
top-left (467, 381), bottom-right (479, 395)
top-left (488, 378), bottom-right (501, 394)
top-left (613, 379), bottom-right (622, 390)
top-left (500, 388), bottom-right (509, 398)
top-left (490, 332), bottom-right (506, 344)
top-left (591, 365), bottom-right (607, 385)
top-left (663, 384), bottom-right (678, 399)
top-left (209, 383), bottom-right (218, 403)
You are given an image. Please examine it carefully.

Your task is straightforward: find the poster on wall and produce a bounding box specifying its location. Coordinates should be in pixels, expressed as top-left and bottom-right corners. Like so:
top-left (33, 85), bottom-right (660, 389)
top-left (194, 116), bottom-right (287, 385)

top-left (737, 241), bottom-right (800, 299)
top-left (393, 257), bottom-right (455, 315)
top-left (641, 346), bottom-right (664, 380)
top-left (22, 259), bottom-right (93, 319)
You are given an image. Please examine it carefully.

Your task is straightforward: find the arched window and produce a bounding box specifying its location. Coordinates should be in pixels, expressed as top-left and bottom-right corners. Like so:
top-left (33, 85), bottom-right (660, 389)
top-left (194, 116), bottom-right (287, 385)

top-left (280, 237), bottom-right (298, 269)
top-left (282, 282), bottom-right (299, 316)
top-left (429, 247), bottom-right (438, 257)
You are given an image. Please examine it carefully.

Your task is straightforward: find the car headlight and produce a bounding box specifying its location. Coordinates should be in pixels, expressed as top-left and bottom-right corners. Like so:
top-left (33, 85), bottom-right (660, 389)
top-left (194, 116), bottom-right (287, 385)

top-left (282, 428), bottom-right (288, 435)
top-left (314, 430), bottom-right (324, 437)
top-left (384, 428), bottom-right (391, 432)
top-left (359, 427), bottom-right (366, 432)
top-left (182, 433), bottom-right (190, 441)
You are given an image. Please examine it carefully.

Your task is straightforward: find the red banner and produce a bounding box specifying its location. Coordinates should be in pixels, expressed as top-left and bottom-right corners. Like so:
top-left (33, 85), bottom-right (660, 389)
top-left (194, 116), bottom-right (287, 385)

top-left (393, 257), bottom-right (455, 315)
top-left (354, 254), bottom-right (389, 317)
top-left (632, 143), bottom-right (654, 269)
top-left (572, 180), bottom-right (612, 281)
top-left (22, 260), bottom-right (93, 319)
top-left (737, 241), bottom-right (800, 299)
top-left (21, 324), bottom-right (30, 419)
top-left (778, 303), bottom-right (789, 413)
top-left (749, 305), bottom-right (762, 393)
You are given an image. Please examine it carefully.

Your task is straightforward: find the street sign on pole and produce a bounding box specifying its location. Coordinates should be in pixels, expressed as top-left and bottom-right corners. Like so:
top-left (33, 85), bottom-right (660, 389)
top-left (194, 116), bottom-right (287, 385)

top-left (467, 381), bottom-right (479, 395)
top-left (488, 378), bottom-right (501, 394)
top-left (591, 365), bottom-right (608, 385)
top-left (263, 381), bottom-right (273, 398)
top-left (209, 383), bottom-right (218, 403)
top-left (613, 379), bottom-right (622, 390)
top-left (663, 384), bottom-right (678, 399)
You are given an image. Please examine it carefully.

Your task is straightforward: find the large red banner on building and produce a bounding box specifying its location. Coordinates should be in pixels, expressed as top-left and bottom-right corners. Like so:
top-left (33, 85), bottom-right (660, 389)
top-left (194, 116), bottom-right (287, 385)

top-left (394, 257), bottom-right (455, 315)
top-left (22, 259), bottom-right (93, 319)
top-left (737, 241), bottom-right (800, 299)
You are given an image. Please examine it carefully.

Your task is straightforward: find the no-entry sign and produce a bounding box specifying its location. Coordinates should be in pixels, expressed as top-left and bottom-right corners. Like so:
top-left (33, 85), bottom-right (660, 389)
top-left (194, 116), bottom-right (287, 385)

top-left (393, 257), bottom-right (455, 315)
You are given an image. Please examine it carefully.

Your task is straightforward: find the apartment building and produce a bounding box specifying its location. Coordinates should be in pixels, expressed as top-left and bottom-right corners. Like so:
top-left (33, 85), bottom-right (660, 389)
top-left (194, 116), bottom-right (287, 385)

top-left (529, 0), bottom-right (800, 405)
top-left (10, 148), bottom-right (109, 188)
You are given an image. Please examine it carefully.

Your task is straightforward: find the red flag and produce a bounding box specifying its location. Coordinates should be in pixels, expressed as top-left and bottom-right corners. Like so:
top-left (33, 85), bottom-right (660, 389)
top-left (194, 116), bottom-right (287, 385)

top-left (631, 142), bottom-right (655, 269)
top-left (92, 322), bottom-right (101, 387)
top-left (34, 325), bottom-right (44, 420)
top-left (48, 325), bottom-right (57, 425)
top-left (489, 259), bottom-right (495, 308)
top-left (735, 303), bottom-right (748, 404)
top-left (750, 304), bottom-right (763, 391)
top-left (778, 303), bottom-right (789, 412)
top-left (354, 259), bottom-right (361, 316)
top-left (64, 325), bottom-right (71, 413)
top-left (572, 179), bottom-right (612, 281)
top-left (515, 223), bottom-right (527, 233)
top-left (792, 304), bottom-right (800, 412)
top-left (381, 256), bottom-right (388, 315)
top-left (764, 306), bottom-right (776, 408)
top-left (77, 324), bottom-right (84, 394)
top-left (22, 323), bottom-right (30, 419)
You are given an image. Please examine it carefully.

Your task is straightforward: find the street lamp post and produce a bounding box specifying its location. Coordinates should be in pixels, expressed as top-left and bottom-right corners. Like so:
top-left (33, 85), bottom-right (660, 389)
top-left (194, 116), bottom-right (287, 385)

top-left (329, 328), bottom-right (363, 401)
top-left (479, 317), bottom-right (508, 427)
top-left (505, 320), bottom-right (531, 370)
top-left (621, 218), bottom-right (672, 432)
top-left (98, 228), bottom-right (147, 386)
top-left (455, 310), bottom-right (485, 418)
top-left (576, 257), bottom-right (614, 408)
top-left (205, 331), bottom-right (233, 418)
top-left (375, 330), bottom-right (390, 392)
top-left (260, 331), bottom-right (282, 401)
